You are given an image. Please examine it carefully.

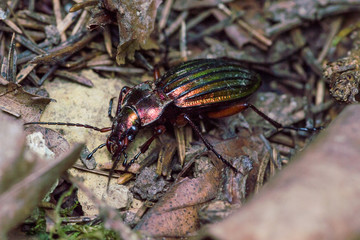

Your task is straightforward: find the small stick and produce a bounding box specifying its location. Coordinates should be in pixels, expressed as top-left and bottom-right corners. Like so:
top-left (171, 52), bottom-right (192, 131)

top-left (71, 9), bottom-right (88, 35)
top-left (53, 0), bottom-right (66, 41)
top-left (103, 26), bottom-right (113, 57)
top-left (159, 0), bottom-right (173, 30)
top-left (159, 11), bottom-right (188, 43)
top-left (180, 20), bottom-right (187, 61)
top-left (218, 3), bottom-right (272, 46)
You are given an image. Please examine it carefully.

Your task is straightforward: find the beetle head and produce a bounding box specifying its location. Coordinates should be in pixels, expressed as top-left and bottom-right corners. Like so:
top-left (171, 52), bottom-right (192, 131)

top-left (106, 106), bottom-right (140, 159)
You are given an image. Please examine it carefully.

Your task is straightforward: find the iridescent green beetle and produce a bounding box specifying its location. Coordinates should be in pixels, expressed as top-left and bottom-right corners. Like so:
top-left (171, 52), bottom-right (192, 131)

top-left (25, 58), bottom-right (320, 185)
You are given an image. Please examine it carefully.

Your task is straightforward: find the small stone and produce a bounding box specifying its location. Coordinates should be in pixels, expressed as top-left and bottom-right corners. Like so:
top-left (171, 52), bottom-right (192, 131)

top-left (102, 184), bottom-right (133, 209)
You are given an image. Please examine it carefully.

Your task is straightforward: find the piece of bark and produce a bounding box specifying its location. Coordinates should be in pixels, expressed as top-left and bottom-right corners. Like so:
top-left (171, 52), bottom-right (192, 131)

top-left (200, 104), bottom-right (360, 240)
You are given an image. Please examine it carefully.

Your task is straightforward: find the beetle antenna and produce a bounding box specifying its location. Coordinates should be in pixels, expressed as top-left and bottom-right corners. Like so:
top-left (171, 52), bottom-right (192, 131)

top-left (24, 121), bottom-right (112, 132)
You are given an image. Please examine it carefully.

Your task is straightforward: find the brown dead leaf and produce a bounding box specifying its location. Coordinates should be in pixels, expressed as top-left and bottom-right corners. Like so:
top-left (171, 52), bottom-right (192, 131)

top-left (0, 83), bottom-right (51, 121)
top-left (135, 167), bottom-right (221, 237)
top-left (102, 0), bottom-right (161, 64)
top-left (0, 144), bottom-right (83, 236)
top-left (203, 131), bottom-right (266, 204)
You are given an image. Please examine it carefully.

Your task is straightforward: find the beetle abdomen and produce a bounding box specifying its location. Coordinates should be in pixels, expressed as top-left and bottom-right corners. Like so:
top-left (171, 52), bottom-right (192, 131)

top-left (156, 59), bottom-right (261, 108)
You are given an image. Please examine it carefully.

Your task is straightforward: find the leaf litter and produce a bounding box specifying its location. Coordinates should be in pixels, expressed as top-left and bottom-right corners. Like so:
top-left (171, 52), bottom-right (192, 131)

top-left (2, 0), bottom-right (360, 239)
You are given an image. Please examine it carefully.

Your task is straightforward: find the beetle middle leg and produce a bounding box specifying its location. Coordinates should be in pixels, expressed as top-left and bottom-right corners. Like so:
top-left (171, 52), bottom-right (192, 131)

top-left (183, 114), bottom-right (241, 173)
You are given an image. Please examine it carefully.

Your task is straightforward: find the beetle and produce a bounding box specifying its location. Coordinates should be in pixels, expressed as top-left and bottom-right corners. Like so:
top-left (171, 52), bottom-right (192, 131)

top-left (24, 58), bottom-right (321, 185)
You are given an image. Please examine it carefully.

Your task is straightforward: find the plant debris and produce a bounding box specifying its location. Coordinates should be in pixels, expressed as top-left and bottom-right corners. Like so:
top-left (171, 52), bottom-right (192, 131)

top-left (0, 82), bottom-right (51, 121)
top-left (0, 112), bottom-right (83, 237)
top-left (1, 0), bottom-right (360, 239)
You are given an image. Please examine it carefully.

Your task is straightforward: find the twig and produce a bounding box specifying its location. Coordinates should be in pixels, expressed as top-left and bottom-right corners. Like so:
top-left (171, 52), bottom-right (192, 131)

top-left (53, 0), bottom-right (66, 41)
top-left (71, 9), bottom-right (88, 35)
top-left (218, 3), bottom-right (272, 46)
top-left (159, 0), bottom-right (173, 30)
top-left (159, 11), bottom-right (188, 43)
top-left (180, 20), bottom-right (187, 61)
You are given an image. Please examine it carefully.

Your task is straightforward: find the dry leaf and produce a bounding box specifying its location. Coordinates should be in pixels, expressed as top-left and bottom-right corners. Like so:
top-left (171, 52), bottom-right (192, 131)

top-left (0, 112), bottom-right (29, 193)
top-left (135, 167), bottom-right (221, 237)
top-left (0, 83), bottom-right (51, 121)
top-left (102, 0), bottom-right (161, 64)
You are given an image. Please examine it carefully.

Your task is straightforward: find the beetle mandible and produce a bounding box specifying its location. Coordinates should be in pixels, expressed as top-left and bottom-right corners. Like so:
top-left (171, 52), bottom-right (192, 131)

top-left (25, 58), bottom-right (321, 185)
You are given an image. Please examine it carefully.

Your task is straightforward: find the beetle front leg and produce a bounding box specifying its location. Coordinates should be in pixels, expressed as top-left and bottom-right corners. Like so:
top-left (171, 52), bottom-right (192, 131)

top-left (108, 86), bottom-right (132, 122)
top-left (183, 114), bottom-right (241, 174)
top-left (108, 97), bottom-right (116, 121)
top-left (126, 125), bottom-right (166, 167)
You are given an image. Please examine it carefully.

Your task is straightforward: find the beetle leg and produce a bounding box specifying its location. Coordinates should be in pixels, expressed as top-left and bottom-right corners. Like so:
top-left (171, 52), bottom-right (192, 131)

top-left (86, 143), bottom-right (106, 160)
top-left (126, 125), bottom-right (166, 168)
top-left (108, 97), bottom-right (115, 121)
top-left (183, 114), bottom-right (241, 174)
top-left (208, 103), bottom-right (322, 132)
top-left (109, 86), bottom-right (132, 122)
top-left (122, 152), bottom-right (128, 166)
top-left (116, 86), bottom-right (131, 116)
top-left (244, 103), bottom-right (322, 132)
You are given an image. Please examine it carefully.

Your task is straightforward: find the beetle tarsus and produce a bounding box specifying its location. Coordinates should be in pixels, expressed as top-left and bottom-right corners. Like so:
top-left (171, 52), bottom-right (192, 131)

top-left (122, 152), bottom-right (128, 166)
top-left (87, 143), bottom-right (106, 160)
top-left (125, 152), bottom-right (141, 171)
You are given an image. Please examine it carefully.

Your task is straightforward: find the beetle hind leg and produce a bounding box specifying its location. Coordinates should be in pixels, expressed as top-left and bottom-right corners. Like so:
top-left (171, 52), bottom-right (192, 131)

top-left (245, 103), bottom-right (323, 133)
top-left (208, 102), bottom-right (322, 133)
